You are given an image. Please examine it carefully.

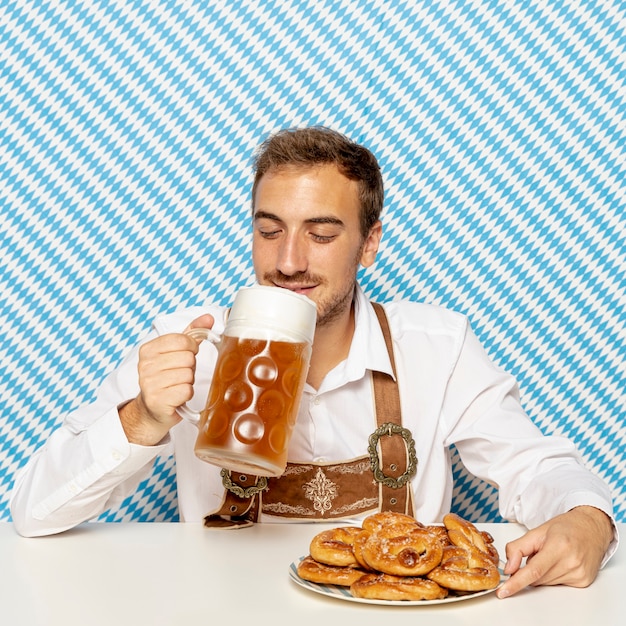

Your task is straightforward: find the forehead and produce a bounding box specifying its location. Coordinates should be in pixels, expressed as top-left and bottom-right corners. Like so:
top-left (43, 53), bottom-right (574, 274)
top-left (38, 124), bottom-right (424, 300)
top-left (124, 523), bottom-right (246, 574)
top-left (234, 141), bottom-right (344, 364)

top-left (254, 164), bottom-right (360, 218)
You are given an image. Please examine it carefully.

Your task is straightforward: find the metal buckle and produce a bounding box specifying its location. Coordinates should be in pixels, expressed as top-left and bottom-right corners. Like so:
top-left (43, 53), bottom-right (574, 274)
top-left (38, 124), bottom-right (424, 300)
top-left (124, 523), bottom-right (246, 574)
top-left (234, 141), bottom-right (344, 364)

top-left (220, 469), bottom-right (268, 498)
top-left (368, 422), bottom-right (417, 488)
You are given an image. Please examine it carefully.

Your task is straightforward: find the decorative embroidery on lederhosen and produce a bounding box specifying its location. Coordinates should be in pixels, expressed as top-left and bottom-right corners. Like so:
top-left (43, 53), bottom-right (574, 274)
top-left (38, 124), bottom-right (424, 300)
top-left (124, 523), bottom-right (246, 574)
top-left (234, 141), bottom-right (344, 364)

top-left (262, 457), bottom-right (379, 519)
top-left (204, 303), bottom-right (417, 529)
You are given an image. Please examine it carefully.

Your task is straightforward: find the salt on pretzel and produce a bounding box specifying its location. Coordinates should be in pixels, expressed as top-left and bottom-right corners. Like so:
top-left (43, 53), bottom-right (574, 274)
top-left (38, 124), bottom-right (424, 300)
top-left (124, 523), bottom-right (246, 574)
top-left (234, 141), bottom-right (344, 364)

top-left (309, 526), bottom-right (363, 567)
top-left (443, 513), bottom-right (499, 564)
top-left (359, 525), bottom-right (444, 576)
top-left (427, 545), bottom-right (501, 591)
top-left (351, 573), bottom-right (448, 601)
top-left (352, 528), bottom-right (375, 571)
top-left (296, 555), bottom-right (366, 586)
top-left (424, 524), bottom-right (452, 549)
top-left (354, 513), bottom-right (423, 571)
top-left (361, 511), bottom-right (422, 533)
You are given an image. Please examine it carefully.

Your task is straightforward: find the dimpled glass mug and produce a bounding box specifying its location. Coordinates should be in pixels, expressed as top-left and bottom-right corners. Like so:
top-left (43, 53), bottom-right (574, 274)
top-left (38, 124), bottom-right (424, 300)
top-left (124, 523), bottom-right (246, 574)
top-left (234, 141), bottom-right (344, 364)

top-left (179, 285), bottom-right (316, 477)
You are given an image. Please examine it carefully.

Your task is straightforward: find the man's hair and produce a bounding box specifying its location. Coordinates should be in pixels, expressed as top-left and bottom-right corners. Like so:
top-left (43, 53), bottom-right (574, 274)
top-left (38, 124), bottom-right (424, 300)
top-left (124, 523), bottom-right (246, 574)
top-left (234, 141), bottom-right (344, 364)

top-left (252, 126), bottom-right (384, 237)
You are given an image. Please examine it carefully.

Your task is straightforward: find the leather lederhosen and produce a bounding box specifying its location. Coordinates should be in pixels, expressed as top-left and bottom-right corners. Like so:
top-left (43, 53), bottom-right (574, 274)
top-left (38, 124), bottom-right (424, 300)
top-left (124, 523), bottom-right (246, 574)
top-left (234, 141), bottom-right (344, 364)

top-left (204, 303), bottom-right (417, 528)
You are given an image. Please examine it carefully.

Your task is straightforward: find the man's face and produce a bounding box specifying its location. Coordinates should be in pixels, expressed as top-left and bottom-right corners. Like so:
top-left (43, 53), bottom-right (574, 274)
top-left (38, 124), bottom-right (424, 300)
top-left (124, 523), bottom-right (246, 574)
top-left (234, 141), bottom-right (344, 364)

top-left (252, 164), bottom-right (381, 327)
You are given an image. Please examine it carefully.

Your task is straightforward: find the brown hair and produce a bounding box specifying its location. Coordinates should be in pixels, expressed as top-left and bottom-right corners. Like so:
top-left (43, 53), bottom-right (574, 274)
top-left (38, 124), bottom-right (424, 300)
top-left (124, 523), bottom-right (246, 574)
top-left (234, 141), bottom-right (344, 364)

top-left (252, 126), bottom-right (384, 237)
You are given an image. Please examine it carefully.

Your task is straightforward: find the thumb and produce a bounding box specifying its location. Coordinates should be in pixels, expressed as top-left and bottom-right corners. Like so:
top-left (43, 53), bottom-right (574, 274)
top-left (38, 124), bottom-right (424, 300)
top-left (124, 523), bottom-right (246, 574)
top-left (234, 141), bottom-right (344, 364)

top-left (183, 314), bottom-right (218, 345)
top-left (187, 313), bottom-right (216, 331)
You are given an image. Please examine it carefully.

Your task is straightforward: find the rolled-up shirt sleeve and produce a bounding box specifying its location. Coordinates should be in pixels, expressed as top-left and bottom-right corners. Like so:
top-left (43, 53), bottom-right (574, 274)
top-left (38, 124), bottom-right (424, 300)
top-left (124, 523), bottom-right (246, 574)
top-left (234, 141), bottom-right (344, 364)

top-left (441, 323), bottom-right (618, 564)
top-left (10, 334), bottom-right (168, 537)
top-left (10, 304), bottom-right (223, 537)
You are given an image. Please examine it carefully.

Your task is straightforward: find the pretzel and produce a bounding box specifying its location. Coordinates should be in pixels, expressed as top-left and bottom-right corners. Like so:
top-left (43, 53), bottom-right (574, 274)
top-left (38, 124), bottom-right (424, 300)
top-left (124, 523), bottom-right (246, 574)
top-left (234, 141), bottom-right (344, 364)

top-left (358, 525), bottom-right (444, 576)
top-left (351, 573), bottom-right (448, 601)
top-left (352, 528), bottom-right (375, 571)
top-left (296, 555), bottom-right (367, 586)
top-left (309, 526), bottom-right (363, 567)
top-left (443, 513), bottom-right (499, 564)
top-left (361, 511), bottom-right (422, 533)
top-left (350, 513), bottom-right (424, 570)
top-left (300, 513), bottom-right (501, 600)
top-left (424, 524), bottom-right (452, 549)
top-left (427, 545), bottom-right (501, 591)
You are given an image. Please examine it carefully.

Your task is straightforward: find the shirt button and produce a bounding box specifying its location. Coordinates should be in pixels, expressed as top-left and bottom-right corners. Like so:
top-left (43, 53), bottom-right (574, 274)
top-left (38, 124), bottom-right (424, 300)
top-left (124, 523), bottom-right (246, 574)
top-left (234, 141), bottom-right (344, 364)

top-left (312, 396), bottom-right (321, 406)
top-left (111, 451), bottom-right (122, 461)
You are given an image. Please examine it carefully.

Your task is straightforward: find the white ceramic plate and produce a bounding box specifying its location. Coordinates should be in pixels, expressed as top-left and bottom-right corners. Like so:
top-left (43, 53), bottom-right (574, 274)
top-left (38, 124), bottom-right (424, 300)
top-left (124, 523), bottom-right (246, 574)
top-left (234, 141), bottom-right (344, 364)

top-left (289, 558), bottom-right (505, 606)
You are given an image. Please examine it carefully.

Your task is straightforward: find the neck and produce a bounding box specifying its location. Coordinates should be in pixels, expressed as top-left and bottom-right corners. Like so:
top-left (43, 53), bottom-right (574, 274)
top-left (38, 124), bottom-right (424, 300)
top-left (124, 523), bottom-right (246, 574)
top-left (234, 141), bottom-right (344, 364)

top-left (306, 301), bottom-right (356, 390)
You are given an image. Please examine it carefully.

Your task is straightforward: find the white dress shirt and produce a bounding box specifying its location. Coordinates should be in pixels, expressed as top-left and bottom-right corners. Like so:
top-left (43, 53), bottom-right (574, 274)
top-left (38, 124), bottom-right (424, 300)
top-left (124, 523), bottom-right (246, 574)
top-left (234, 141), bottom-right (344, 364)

top-left (11, 285), bottom-right (615, 552)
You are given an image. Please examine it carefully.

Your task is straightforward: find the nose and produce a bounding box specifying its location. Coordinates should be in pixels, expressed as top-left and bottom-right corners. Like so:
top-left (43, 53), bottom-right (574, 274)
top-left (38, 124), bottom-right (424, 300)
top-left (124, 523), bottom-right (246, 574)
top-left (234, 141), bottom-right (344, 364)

top-left (276, 233), bottom-right (307, 276)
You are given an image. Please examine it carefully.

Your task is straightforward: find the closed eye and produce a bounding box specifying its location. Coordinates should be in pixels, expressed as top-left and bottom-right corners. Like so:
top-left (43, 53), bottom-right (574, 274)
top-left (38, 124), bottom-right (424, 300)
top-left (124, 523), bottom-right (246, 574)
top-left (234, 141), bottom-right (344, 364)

top-left (258, 229), bottom-right (281, 239)
top-left (307, 216), bottom-right (344, 243)
top-left (310, 232), bottom-right (337, 243)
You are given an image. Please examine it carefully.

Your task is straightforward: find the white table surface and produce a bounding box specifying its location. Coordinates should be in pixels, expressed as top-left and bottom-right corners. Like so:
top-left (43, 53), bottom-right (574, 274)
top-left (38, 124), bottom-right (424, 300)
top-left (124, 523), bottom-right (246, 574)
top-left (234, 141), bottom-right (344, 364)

top-left (0, 521), bottom-right (622, 626)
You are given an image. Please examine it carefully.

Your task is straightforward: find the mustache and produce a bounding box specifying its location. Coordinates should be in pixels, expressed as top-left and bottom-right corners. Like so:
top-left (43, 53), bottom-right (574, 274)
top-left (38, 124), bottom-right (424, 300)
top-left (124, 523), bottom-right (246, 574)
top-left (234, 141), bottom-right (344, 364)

top-left (263, 271), bottom-right (324, 285)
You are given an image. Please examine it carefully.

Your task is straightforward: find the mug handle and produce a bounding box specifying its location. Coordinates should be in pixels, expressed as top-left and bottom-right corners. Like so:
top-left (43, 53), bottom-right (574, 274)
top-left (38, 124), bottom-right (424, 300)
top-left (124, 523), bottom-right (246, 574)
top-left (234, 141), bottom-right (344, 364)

top-left (176, 327), bottom-right (221, 425)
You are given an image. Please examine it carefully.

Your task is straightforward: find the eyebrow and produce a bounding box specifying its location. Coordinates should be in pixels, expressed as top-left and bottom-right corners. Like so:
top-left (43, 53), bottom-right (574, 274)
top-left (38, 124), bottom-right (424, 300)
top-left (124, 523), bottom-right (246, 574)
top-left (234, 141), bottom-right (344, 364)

top-left (254, 211), bottom-right (345, 227)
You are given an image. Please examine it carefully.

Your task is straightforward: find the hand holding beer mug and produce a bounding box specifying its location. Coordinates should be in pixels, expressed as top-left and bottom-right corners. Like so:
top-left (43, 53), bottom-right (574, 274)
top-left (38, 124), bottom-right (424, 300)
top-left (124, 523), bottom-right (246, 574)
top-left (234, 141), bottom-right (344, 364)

top-left (178, 285), bottom-right (316, 477)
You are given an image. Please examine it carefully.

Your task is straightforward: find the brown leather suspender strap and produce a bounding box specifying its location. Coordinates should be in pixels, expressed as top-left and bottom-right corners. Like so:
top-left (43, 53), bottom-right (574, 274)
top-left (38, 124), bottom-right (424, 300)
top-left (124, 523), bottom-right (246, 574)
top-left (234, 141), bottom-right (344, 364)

top-left (204, 302), bottom-right (416, 527)
top-left (370, 303), bottom-right (417, 515)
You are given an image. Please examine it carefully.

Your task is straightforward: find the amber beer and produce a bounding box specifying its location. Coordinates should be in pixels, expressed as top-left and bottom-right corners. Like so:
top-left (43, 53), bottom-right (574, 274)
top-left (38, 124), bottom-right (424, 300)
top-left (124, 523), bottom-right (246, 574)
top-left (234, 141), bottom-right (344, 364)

top-left (194, 335), bottom-right (311, 476)
top-left (184, 285), bottom-right (317, 477)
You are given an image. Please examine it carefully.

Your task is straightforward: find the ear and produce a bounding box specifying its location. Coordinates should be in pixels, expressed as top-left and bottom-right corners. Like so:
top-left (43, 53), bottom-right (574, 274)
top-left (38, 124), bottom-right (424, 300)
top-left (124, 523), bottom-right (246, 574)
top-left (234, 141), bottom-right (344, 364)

top-left (360, 220), bottom-right (382, 268)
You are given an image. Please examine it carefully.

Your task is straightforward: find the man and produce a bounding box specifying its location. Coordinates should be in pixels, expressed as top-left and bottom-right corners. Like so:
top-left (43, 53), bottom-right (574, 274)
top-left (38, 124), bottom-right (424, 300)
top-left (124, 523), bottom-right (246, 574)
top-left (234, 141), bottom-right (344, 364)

top-left (11, 126), bottom-right (616, 599)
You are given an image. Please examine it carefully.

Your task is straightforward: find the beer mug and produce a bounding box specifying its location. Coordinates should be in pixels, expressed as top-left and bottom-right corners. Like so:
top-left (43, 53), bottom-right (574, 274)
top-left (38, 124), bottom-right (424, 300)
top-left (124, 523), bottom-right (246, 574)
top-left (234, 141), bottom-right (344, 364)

top-left (179, 285), bottom-right (316, 477)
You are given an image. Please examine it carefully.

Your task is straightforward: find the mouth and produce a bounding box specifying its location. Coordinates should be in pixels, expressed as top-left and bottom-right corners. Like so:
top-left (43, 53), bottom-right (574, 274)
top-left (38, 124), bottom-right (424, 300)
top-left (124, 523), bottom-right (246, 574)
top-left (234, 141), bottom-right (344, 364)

top-left (272, 282), bottom-right (318, 296)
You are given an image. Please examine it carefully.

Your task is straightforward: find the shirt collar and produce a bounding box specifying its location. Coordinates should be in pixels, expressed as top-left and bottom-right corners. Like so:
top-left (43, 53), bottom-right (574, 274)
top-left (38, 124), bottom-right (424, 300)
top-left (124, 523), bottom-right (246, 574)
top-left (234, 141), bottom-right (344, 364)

top-left (342, 284), bottom-right (396, 383)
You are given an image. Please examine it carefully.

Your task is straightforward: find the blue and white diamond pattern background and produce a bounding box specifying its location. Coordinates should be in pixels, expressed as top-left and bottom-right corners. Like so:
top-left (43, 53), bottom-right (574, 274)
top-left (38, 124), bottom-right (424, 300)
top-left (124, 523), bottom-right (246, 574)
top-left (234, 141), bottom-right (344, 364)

top-left (1, 0), bottom-right (624, 524)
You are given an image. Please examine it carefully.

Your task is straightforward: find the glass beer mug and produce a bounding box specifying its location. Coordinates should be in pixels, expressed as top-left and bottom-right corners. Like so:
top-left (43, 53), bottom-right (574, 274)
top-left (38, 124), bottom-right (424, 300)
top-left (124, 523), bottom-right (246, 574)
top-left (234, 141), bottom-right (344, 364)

top-left (179, 285), bottom-right (316, 477)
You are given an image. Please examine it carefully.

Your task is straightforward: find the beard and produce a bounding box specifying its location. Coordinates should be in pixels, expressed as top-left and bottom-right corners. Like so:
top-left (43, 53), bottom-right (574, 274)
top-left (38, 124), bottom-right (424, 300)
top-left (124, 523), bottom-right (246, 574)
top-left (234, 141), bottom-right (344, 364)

top-left (261, 270), bottom-right (357, 328)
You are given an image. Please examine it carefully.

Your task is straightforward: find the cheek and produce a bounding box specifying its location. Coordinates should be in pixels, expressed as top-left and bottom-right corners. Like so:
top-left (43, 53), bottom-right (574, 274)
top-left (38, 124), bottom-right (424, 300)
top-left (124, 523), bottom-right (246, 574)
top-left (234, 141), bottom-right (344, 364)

top-left (251, 242), bottom-right (263, 274)
top-left (251, 235), bottom-right (266, 262)
top-left (252, 238), bottom-right (279, 278)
